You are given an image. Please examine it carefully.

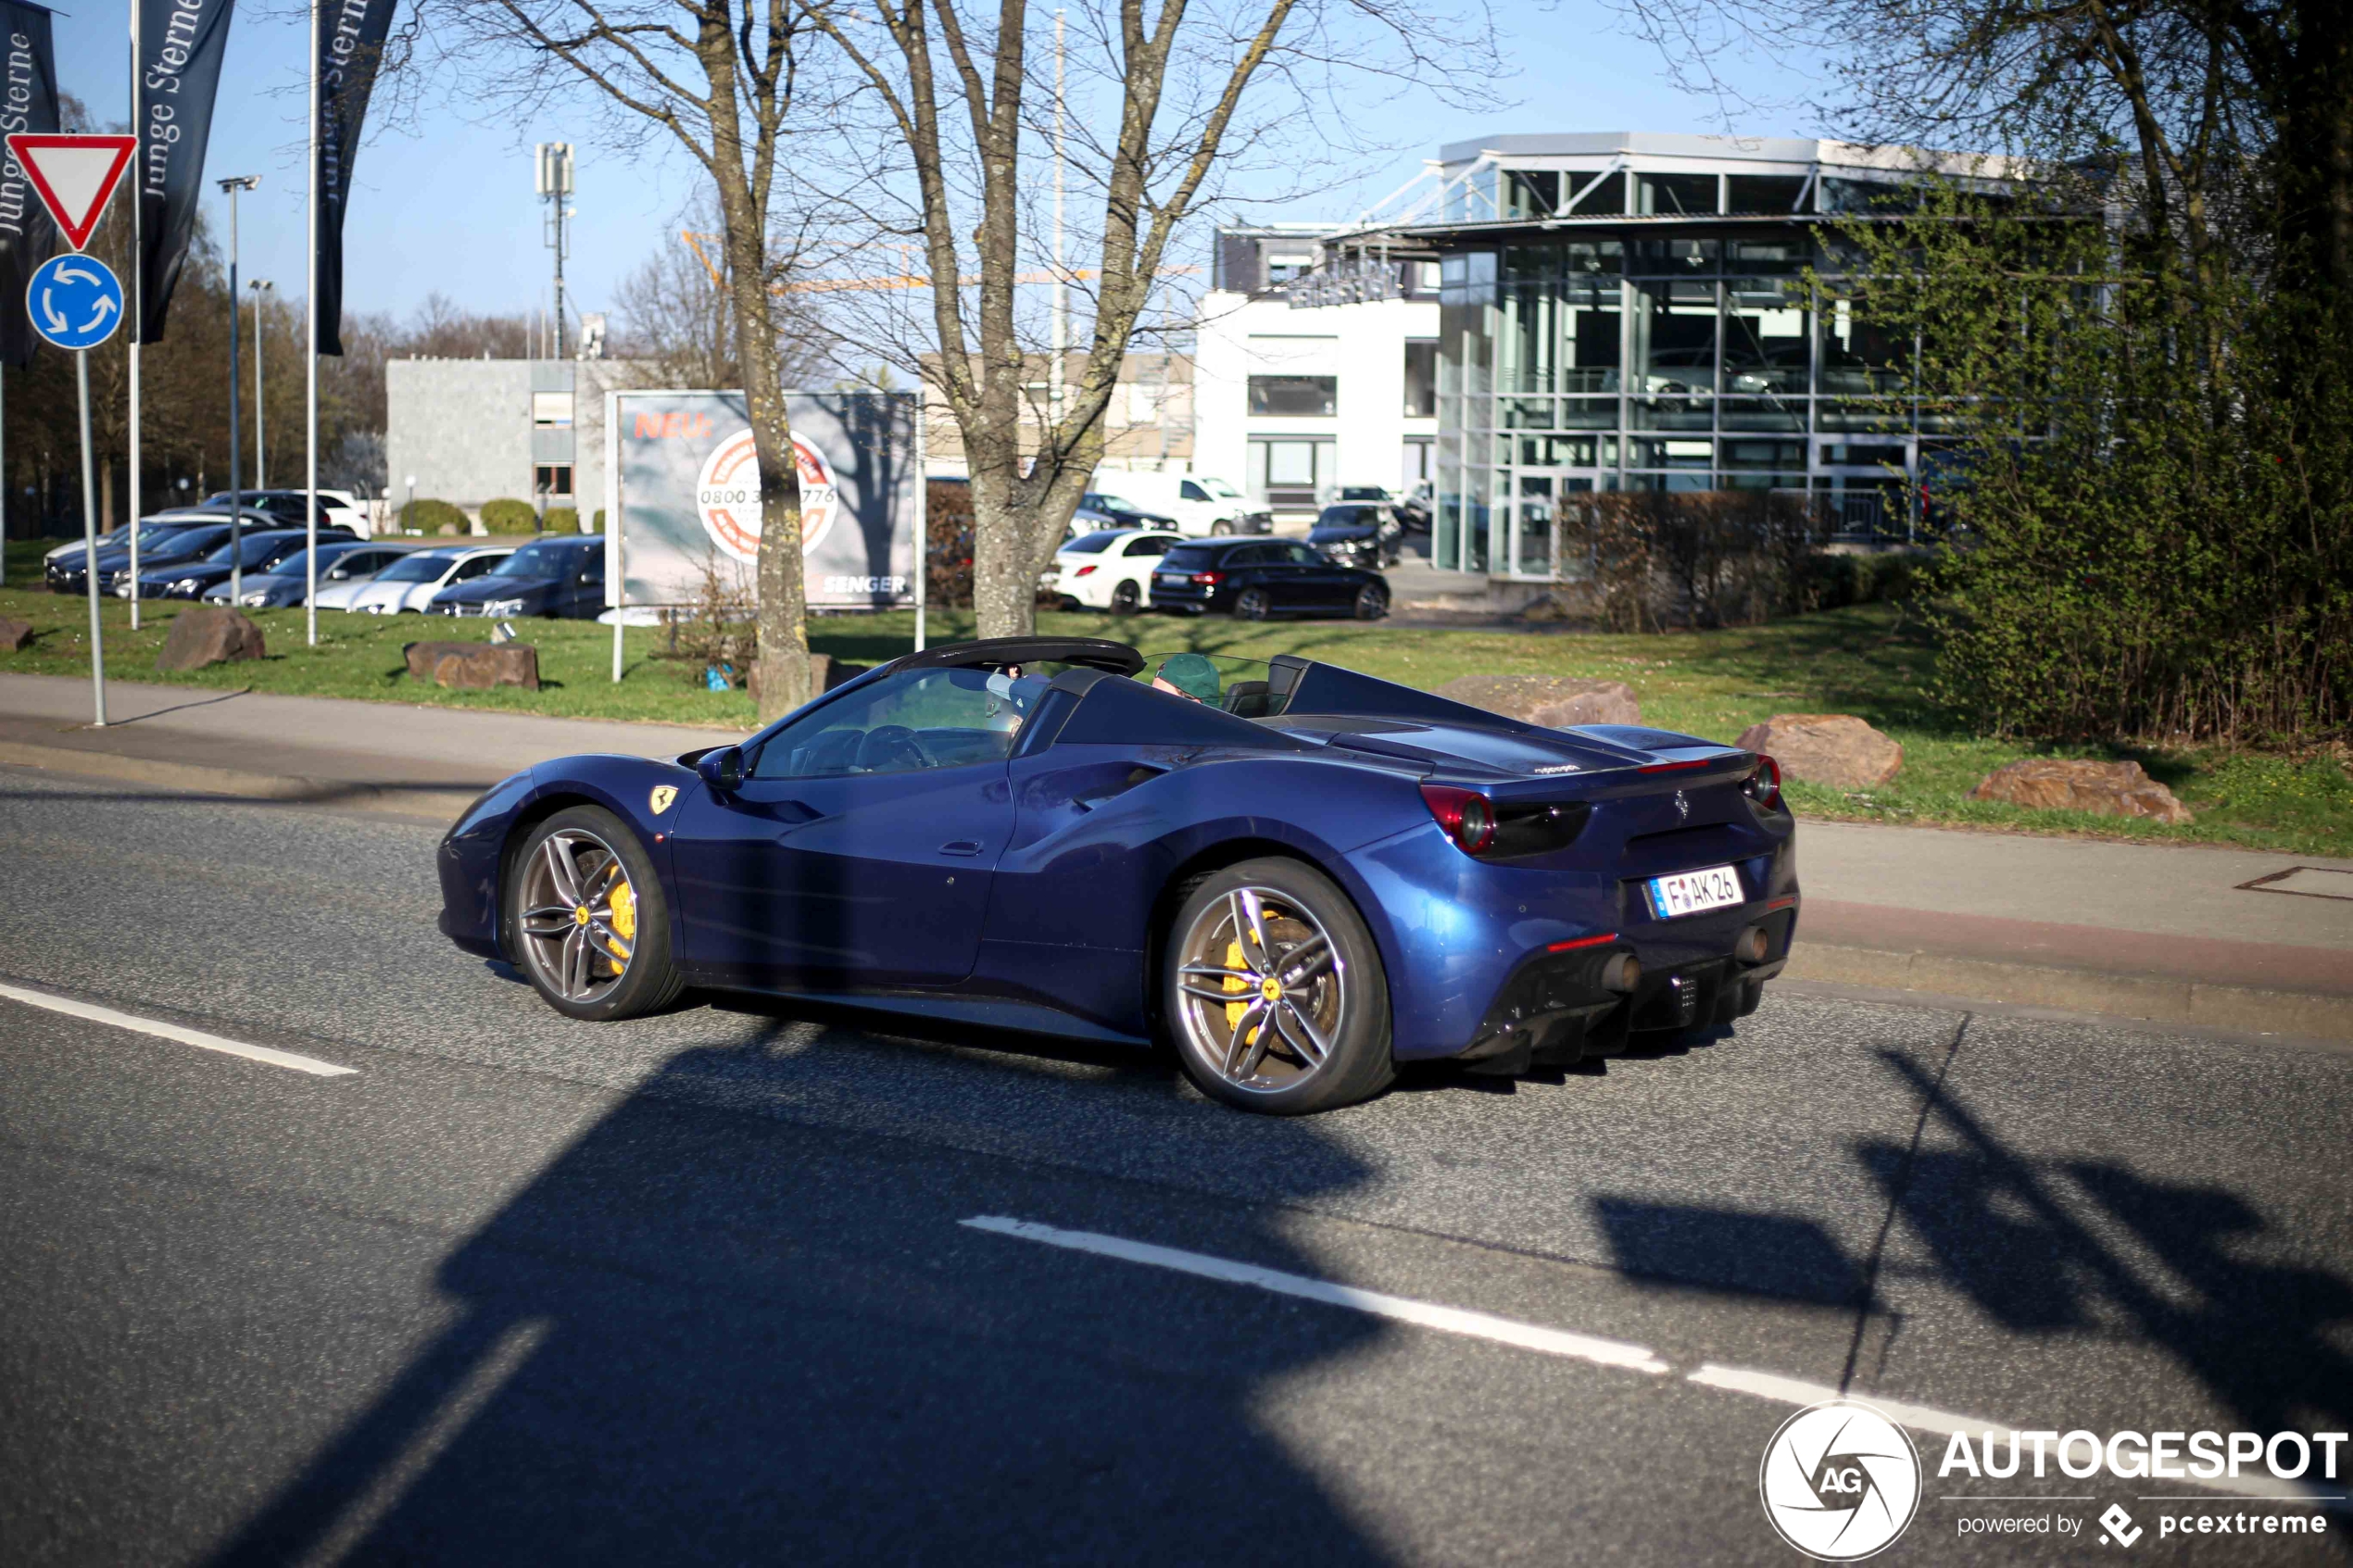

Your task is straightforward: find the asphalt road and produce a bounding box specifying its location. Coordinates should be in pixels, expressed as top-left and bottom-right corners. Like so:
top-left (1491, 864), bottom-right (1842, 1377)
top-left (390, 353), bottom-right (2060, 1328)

top-left (3, 764), bottom-right (2349, 1566)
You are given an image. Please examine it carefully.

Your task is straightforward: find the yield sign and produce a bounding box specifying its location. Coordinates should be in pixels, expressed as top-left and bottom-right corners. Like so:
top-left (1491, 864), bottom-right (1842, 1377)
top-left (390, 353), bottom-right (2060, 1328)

top-left (5, 134), bottom-right (137, 251)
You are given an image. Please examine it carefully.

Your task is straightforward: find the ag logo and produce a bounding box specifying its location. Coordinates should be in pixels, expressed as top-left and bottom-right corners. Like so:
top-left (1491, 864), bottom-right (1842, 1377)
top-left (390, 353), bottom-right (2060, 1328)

top-left (695, 428), bottom-right (837, 563)
top-left (648, 785), bottom-right (677, 815)
top-left (1759, 1400), bottom-right (1920, 1561)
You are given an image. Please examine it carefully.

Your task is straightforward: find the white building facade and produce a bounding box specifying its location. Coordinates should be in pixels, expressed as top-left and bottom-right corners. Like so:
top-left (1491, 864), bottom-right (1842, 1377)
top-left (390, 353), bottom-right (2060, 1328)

top-left (1192, 223), bottom-right (1440, 520)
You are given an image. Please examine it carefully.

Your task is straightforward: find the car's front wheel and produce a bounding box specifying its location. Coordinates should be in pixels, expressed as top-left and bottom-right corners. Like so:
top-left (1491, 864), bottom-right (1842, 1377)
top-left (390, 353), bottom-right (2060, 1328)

top-left (1164, 859), bottom-right (1394, 1113)
top-left (508, 806), bottom-right (685, 1021)
top-left (1353, 583), bottom-right (1389, 621)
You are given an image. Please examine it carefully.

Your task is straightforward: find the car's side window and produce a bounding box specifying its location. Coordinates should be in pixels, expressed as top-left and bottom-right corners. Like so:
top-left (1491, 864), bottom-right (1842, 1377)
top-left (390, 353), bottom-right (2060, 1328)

top-left (1123, 536), bottom-right (1172, 558)
top-left (1180, 480), bottom-right (1210, 502)
top-left (1285, 543), bottom-right (1325, 565)
top-left (750, 669), bottom-right (1024, 779)
top-left (1227, 545), bottom-right (1274, 567)
top-left (454, 557), bottom-right (497, 582)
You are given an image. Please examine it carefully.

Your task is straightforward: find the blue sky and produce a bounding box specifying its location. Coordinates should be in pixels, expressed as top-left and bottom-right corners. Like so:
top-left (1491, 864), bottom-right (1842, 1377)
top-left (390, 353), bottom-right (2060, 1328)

top-left (52, 0), bottom-right (1826, 332)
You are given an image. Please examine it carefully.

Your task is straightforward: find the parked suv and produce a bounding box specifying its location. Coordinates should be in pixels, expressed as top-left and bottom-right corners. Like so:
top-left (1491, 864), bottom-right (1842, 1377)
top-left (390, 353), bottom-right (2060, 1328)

top-left (1147, 537), bottom-right (1388, 620)
top-left (428, 535), bottom-right (608, 619)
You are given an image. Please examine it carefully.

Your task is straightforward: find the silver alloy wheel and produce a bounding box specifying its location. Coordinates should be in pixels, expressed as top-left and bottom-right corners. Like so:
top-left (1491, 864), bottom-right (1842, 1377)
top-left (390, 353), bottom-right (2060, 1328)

top-left (1237, 587), bottom-right (1270, 620)
top-left (517, 828), bottom-right (638, 1005)
top-left (1172, 885), bottom-right (1345, 1096)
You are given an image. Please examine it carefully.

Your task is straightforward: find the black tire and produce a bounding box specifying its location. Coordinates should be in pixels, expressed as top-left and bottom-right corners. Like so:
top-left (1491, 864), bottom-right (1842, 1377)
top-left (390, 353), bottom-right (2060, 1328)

top-left (1163, 857), bottom-right (1394, 1114)
top-left (1111, 580), bottom-right (1140, 616)
top-left (1235, 586), bottom-right (1272, 621)
top-left (1211, 520), bottom-right (1234, 536)
top-left (1352, 583), bottom-right (1389, 621)
top-left (507, 805), bottom-right (686, 1022)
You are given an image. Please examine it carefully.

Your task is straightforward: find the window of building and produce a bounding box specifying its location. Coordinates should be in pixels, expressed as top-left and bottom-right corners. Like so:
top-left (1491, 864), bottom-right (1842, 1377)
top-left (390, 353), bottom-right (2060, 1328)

top-left (1248, 375), bottom-right (1337, 417)
top-left (1820, 294), bottom-right (1911, 395)
top-left (1249, 436), bottom-right (1335, 504)
top-left (1636, 173), bottom-right (1718, 216)
top-left (1504, 169), bottom-right (1559, 219)
top-left (535, 464), bottom-right (573, 496)
top-left (1631, 279), bottom-right (1718, 395)
top-left (532, 393), bottom-right (574, 427)
top-left (1627, 236), bottom-right (1718, 274)
top-left (1723, 278), bottom-right (1809, 395)
top-left (1726, 175), bottom-right (1809, 214)
top-left (1566, 171), bottom-right (1626, 216)
top-left (1403, 340), bottom-right (1438, 417)
top-left (1265, 254), bottom-right (1315, 286)
top-left (1562, 279), bottom-right (1622, 393)
top-left (1820, 178), bottom-right (1918, 215)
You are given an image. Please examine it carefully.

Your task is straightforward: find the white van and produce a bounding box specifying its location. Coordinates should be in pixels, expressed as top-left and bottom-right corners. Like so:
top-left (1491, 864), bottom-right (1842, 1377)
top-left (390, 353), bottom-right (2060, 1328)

top-left (1088, 470), bottom-right (1271, 537)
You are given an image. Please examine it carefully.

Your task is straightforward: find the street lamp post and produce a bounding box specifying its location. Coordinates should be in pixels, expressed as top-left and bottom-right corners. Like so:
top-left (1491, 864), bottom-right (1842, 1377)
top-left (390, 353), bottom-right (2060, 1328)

top-left (218, 175), bottom-right (260, 604)
top-left (247, 279), bottom-right (272, 489)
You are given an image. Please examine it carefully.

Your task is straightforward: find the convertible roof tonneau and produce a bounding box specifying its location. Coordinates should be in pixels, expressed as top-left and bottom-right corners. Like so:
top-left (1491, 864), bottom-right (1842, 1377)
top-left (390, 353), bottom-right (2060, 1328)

top-left (890, 636), bottom-right (1145, 678)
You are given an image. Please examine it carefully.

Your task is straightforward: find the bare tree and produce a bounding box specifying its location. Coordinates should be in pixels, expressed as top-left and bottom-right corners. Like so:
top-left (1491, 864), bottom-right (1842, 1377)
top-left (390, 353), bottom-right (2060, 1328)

top-left (610, 196), bottom-right (842, 389)
top-left (418, 0), bottom-right (862, 716)
top-left (799, 0), bottom-right (1498, 637)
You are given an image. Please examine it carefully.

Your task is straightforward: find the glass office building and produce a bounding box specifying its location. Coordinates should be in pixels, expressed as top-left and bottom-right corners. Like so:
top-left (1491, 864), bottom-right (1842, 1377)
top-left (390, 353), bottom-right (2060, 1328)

top-left (1347, 133), bottom-right (2011, 579)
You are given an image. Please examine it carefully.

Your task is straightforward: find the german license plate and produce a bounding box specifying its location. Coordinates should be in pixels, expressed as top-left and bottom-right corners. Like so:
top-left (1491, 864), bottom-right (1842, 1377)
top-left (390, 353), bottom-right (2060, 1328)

top-left (1645, 864), bottom-right (1743, 919)
top-left (1156, 573), bottom-right (1185, 587)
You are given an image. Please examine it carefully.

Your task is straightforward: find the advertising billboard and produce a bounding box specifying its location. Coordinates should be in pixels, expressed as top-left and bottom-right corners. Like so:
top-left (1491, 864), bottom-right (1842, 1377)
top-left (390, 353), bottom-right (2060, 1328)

top-left (608, 389), bottom-right (921, 610)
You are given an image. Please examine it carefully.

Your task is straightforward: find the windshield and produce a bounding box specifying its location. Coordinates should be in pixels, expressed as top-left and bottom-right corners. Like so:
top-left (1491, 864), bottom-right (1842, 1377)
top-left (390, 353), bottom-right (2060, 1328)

top-left (1198, 478), bottom-right (1241, 498)
top-left (487, 545), bottom-right (578, 578)
top-left (1316, 506), bottom-right (1382, 528)
top-left (1061, 531), bottom-right (1124, 554)
top-left (259, 546), bottom-right (359, 578)
top-left (378, 551), bottom-right (459, 582)
top-left (1335, 486), bottom-right (1387, 501)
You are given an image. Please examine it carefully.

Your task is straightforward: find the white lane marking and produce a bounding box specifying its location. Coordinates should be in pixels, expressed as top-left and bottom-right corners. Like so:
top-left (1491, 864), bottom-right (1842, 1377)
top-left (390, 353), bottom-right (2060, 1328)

top-left (970, 1215), bottom-right (2342, 1509)
top-left (1690, 1364), bottom-right (2328, 1504)
top-left (0, 982), bottom-right (359, 1078)
top-left (960, 1215), bottom-right (1672, 1374)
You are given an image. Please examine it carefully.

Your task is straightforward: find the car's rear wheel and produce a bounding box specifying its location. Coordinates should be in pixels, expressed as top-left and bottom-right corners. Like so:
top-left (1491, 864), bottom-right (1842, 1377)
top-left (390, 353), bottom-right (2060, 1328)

top-left (1110, 579), bottom-right (1140, 615)
top-left (509, 806), bottom-right (684, 1021)
top-left (1235, 585), bottom-right (1272, 621)
top-left (1164, 859), bottom-right (1393, 1113)
top-left (1353, 583), bottom-right (1389, 621)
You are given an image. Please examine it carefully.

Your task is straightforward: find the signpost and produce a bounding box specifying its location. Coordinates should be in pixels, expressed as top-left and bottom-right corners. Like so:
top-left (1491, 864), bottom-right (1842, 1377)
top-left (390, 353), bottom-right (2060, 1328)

top-left (8, 132), bottom-right (135, 728)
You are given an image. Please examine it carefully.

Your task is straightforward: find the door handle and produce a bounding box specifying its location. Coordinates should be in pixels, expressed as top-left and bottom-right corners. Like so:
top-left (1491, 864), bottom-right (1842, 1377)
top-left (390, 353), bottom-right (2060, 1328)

top-left (938, 840), bottom-right (984, 857)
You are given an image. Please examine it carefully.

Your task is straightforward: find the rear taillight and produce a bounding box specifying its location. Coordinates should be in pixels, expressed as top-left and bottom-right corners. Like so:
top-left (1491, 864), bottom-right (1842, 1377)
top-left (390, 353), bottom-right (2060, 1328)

top-left (1420, 786), bottom-right (1592, 859)
top-left (1743, 754), bottom-right (1783, 812)
top-left (1072, 564), bottom-right (1097, 577)
top-left (1189, 571), bottom-right (1223, 585)
top-left (1420, 785), bottom-right (1497, 854)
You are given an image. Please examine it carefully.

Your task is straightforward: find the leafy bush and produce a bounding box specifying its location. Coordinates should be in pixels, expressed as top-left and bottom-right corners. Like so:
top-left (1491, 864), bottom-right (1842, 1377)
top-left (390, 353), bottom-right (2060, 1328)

top-left (479, 498), bottom-right (540, 533)
top-left (1800, 551), bottom-right (1924, 611)
top-left (542, 507), bottom-right (581, 534)
top-left (399, 498), bottom-right (470, 536)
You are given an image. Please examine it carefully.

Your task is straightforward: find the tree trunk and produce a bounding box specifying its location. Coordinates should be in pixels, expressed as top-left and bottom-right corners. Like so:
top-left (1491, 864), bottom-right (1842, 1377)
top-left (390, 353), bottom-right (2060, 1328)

top-left (734, 243), bottom-right (811, 722)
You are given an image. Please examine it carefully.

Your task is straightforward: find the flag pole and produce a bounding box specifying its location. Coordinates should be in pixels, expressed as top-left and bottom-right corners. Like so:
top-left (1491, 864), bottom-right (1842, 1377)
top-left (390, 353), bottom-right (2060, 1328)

top-left (304, 0), bottom-right (319, 646)
top-left (126, 7), bottom-right (142, 630)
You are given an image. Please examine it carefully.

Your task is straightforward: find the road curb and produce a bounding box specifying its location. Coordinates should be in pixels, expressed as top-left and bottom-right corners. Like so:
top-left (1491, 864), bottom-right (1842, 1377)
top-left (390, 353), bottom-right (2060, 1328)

top-left (0, 740), bottom-right (479, 824)
top-left (1785, 941), bottom-right (2353, 1042)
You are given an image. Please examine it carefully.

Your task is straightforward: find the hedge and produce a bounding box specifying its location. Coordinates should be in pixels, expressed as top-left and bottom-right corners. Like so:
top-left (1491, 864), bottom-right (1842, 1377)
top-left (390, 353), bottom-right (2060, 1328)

top-left (479, 497), bottom-right (540, 533)
top-left (542, 506), bottom-right (581, 534)
top-left (399, 498), bottom-right (471, 535)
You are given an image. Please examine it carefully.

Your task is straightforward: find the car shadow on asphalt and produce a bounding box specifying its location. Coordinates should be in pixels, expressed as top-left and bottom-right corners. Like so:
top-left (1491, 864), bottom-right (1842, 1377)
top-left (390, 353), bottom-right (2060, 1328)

top-left (200, 1020), bottom-right (1394, 1567)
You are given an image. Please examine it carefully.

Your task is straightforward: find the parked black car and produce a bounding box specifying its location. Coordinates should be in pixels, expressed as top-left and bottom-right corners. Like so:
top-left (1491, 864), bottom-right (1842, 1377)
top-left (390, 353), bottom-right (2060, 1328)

top-left (1072, 491), bottom-right (1178, 533)
top-left (201, 539), bottom-right (418, 608)
top-left (1307, 503), bottom-right (1403, 569)
top-left (198, 490), bottom-right (344, 528)
top-left (428, 535), bottom-right (608, 619)
top-left (44, 520), bottom-right (214, 593)
top-left (125, 528), bottom-right (348, 600)
top-left (1147, 537), bottom-right (1389, 620)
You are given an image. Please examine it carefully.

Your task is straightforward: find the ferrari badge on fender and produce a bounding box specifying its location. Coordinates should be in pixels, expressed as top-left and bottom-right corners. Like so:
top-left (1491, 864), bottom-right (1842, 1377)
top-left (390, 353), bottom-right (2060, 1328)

top-left (649, 785), bottom-right (678, 815)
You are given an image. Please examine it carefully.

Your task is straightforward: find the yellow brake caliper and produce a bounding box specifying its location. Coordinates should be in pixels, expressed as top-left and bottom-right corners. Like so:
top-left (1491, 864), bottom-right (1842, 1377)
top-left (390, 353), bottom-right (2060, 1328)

top-left (1221, 938), bottom-right (1259, 1046)
top-left (606, 878), bottom-right (636, 965)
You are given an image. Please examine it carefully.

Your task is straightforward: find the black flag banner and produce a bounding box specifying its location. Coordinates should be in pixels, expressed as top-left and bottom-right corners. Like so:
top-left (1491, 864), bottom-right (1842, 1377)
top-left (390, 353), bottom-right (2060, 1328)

top-left (134, 0), bottom-right (235, 344)
top-left (316, 0), bottom-right (396, 358)
top-left (0, 0), bottom-right (58, 368)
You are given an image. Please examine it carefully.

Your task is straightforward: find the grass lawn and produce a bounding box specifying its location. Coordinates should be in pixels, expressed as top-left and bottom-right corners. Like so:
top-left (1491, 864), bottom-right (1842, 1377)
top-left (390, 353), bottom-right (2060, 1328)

top-left (5, 534), bottom-right (2347, 856)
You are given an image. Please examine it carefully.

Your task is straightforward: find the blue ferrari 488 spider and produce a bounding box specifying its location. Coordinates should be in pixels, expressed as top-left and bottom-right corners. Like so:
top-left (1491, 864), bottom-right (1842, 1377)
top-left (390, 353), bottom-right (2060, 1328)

top-left (437, 636), bottom-right (1798, 1113)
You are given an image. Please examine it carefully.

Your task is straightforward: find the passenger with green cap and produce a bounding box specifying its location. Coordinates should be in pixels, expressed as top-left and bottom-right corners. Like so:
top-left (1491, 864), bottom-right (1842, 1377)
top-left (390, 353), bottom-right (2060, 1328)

top-left (1152, 653), bottom-right (1223, 705)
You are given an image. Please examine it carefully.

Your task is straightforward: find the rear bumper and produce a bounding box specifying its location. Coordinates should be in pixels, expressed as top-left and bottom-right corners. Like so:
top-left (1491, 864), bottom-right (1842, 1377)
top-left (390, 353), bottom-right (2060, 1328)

top-left (1455, 904), bottom-right (1798, 1073)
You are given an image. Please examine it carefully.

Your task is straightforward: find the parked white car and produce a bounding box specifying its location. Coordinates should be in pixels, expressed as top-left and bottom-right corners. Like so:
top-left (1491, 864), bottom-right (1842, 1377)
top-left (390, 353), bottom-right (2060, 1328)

top-left (326, 544), bottom-right (513, 613)
top-left (1086, 471), bottom-right (1270, 537)
top-left (1048, 528), bottom-right (1184, 614)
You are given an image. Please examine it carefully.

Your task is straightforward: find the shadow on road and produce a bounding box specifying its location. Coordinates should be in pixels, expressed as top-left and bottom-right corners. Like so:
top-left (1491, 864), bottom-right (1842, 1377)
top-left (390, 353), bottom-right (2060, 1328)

top-left (202, 1021), bottom-right (1391, 1566)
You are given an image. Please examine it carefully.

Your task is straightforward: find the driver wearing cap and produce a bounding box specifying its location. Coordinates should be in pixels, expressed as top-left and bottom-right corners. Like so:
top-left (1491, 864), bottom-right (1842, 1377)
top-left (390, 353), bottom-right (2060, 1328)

top-left (1151, 653), bottom-right (1222, 705)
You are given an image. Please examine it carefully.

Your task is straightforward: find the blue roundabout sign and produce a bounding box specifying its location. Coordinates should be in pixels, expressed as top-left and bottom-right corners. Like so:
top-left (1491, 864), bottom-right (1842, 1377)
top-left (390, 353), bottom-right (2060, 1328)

top-left (28, 253), bottom-right (125, 350)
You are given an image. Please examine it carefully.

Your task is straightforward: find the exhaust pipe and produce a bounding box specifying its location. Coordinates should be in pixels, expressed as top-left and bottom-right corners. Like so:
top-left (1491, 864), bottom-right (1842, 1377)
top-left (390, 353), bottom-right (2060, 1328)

top-left (1601, 952), bottom-right (1642, 993)
top-left (1734, 925), bottom-right (1769, 964)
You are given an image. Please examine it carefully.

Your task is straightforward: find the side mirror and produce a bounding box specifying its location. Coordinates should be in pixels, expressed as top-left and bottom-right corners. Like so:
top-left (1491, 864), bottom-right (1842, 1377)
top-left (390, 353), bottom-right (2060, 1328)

top-left (697, 745), bottom-right (746, 793)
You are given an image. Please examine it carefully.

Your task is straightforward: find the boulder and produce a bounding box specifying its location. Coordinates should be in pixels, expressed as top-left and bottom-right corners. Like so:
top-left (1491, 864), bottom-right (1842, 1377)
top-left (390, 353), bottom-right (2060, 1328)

top-left (0, 615), bottom-right (32, 653)
top-left (1734, 713), bottom-right (1903, 790)
top-left (405, 639), bottom-right (540, 690)
top-left (1437, 673), bottom-right (1642, 729)
top-left (155, 607), bottom-right (265, 672)
top-left (1969, 758), bottom-right (2193, 824)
